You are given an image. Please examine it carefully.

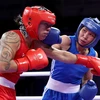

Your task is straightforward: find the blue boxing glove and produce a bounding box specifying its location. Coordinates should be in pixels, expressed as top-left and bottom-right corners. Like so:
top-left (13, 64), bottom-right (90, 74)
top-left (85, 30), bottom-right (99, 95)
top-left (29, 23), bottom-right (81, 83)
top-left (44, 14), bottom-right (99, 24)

top-left (42, 27), bottom-right (62, 46)
top-left (79, 80), bottom-right (98, 100)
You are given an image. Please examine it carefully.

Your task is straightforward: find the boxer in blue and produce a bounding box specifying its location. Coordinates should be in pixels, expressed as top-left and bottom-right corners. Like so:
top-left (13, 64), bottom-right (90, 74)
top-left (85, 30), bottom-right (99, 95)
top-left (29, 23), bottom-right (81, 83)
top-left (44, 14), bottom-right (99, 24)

top-left (34, 17), bottom-right (100, 100)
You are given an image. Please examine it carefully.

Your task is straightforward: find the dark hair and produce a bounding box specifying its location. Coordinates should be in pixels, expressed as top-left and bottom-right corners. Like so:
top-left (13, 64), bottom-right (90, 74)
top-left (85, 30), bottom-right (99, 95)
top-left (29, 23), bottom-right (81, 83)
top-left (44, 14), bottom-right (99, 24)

top-left (14, 14), bottom-right (22, 25)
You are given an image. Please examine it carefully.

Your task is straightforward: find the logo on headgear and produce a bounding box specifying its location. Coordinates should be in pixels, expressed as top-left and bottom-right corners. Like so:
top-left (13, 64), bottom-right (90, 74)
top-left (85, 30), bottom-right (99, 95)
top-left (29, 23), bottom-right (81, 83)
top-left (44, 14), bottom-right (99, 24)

top-left (86, 22), bottom-right (97, 29)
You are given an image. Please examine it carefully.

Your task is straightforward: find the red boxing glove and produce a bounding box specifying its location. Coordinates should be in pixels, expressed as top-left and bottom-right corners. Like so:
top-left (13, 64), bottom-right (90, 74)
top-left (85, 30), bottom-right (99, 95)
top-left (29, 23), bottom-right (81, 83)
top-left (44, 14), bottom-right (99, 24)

top-left (91, 69), bottom-right (100, 76)
top-left (15, 48), bottom-right (49, 73)
top-left (75, 54), bottom-right (100, 76)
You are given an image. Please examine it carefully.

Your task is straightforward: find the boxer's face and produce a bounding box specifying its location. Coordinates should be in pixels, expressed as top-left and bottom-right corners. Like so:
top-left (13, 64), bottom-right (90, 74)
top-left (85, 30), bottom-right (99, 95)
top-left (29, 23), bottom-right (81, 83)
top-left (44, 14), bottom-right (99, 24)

top-left (78, 27), bottom-right (96, 46)
top-left (38, 22), bottom-right (52, 40)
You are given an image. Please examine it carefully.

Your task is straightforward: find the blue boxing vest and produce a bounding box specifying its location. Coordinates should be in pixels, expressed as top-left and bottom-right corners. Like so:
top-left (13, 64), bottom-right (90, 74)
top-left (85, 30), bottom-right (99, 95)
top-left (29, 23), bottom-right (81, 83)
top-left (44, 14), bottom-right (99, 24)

top-left (50, 35), bottom-right (96, 85)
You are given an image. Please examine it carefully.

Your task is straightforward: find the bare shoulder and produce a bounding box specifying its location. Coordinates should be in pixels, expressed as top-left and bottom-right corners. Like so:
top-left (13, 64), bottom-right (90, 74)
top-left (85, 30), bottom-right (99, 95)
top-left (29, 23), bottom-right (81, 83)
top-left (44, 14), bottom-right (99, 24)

top-left (52, 35), bottom-right (71, 50)
top-left (61, 35), bottom-right (71, 43)
top-left (60, 35), bottom-right (71, 48)
top-left (1, 31), bottom-right (20, 50)
top-left (1, 31), bottom-right (20, 42)
top-left (0, 31), bottom-right (21, 61)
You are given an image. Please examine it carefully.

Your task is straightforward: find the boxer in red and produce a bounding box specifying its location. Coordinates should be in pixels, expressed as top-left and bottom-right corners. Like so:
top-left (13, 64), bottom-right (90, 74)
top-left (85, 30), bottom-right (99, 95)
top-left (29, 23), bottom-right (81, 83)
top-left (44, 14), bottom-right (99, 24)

top-left (0, 6), bottom-right (55, 100)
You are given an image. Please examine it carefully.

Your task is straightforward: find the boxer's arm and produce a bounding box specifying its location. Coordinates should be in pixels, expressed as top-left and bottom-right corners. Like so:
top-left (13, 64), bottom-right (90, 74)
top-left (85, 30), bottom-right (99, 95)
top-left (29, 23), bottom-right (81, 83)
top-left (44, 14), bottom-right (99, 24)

top-left (80, 51), bottom-right (98, 99)
top-left (34, 39), bottom-right (100, 76)
top-left (0, 31), bottom-right (20, 73)
top-left (43, 45), bottom-right (100, 76)
top-left (52, 35), bottom-right (71, 50)
top-left (33, 39), bottom-right (77, 64)
top-left (82, 69), bottom-right (93, 85)
top-left (40, 45), bottom-right (77, 64)
top-left (82, 51), bottom-right (98, 85)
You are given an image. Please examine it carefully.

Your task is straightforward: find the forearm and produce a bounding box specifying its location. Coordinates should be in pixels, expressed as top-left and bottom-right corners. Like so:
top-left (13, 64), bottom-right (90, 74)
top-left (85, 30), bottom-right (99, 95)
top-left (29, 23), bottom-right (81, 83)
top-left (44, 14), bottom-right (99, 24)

top-left (33, 40), bottom-right (77, 63)
top-left (42, 46), bottom-right (77, 64)
top-left (82, 70), bottom-right (93, 86)
top-left (0, 60), bottom-right (17, 73)
top-left (82, 78), bottom-right (89, 86)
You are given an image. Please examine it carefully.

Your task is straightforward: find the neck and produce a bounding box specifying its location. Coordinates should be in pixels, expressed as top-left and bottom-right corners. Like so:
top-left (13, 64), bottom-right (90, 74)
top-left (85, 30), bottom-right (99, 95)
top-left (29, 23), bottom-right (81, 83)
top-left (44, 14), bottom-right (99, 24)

top-left (76, 42), bottom-right (89, 55)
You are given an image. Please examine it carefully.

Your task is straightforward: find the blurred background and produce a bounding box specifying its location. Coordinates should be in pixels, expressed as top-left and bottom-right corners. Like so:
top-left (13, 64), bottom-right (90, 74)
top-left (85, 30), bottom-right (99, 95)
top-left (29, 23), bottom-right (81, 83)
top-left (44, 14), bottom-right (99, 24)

top-left (0, 0), bottom-right (100, 96)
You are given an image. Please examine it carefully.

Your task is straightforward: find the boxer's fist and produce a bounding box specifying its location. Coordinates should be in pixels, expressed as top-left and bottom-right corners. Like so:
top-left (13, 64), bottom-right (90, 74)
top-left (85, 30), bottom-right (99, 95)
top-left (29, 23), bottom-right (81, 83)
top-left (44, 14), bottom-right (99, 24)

top-left (42, 27), bottom-right (62, 46)
top-left (75, 54), bottom-right (100, 76)
top-left (15, 48), bottom-right (49, 73)
top-left (91, 69), bottom-right (100, 76)
top-left (79, 80), bottom-right (98, 100)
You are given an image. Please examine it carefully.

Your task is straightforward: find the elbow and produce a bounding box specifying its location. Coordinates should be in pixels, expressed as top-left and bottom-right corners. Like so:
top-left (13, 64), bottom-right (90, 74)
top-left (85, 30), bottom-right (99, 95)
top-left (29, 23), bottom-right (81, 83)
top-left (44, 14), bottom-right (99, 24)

top-left (0, 62), bottom-right (10, 73)
top-left (61, 51), bottom-right (73, 64)
top-left (58, 51), bottom-right (68, 63)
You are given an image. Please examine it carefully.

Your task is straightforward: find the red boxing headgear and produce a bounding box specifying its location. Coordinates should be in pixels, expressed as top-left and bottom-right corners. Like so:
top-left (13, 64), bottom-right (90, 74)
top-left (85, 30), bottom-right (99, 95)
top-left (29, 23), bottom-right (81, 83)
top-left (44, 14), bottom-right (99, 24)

top-left (22, 6), bottom-right (56, 40)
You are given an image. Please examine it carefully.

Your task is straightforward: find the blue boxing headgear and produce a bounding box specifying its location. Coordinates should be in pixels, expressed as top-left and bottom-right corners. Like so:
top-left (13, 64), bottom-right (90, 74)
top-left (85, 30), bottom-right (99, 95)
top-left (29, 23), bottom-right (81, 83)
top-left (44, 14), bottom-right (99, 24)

top-left (75, 17), bottom-right (100, 48)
